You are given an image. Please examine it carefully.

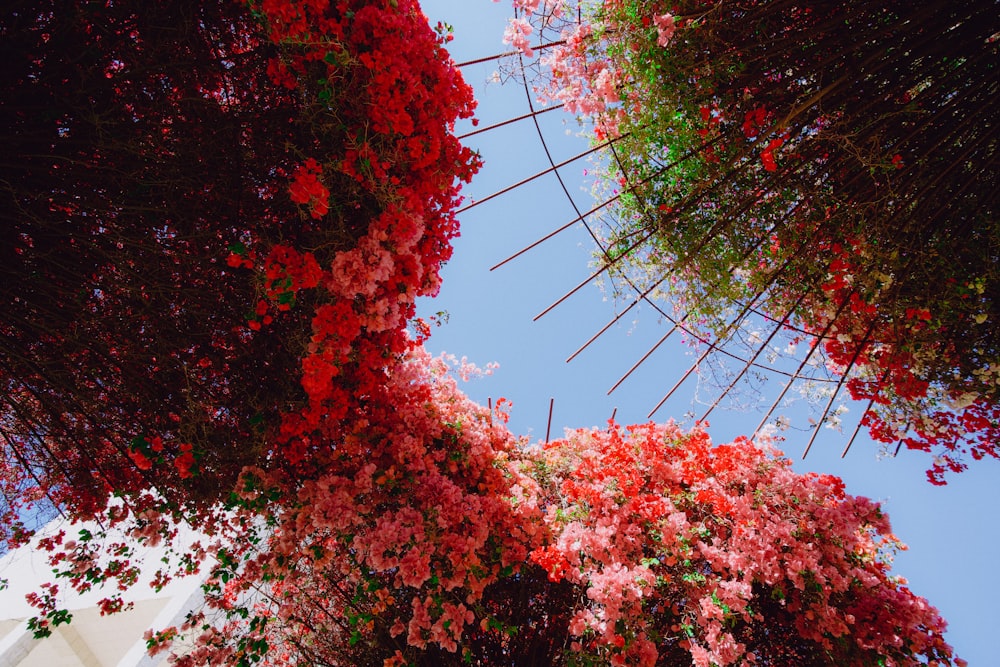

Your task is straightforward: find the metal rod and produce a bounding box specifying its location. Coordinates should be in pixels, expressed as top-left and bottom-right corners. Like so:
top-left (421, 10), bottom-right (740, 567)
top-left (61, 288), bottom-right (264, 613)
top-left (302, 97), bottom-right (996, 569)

top-left (801, 325), bottom-right (875, 459)
top-left (457, 104), bottom-right (564, 141)
top-left (841, 399), bottom-right (875, 458)
top-left (545, 397), bottom-right (554, 443)
top-left (457, 141), bottom-right (610, 215)
top-left (609, 325), bottom-right (679, 395)
top-left (455, 40), bottom-right (567, 68)
top-left (489, 192), bottom-right (624, 271)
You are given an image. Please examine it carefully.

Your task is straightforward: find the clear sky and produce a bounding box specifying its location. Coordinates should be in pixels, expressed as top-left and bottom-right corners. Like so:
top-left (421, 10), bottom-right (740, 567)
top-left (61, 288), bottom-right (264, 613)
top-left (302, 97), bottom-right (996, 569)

top-left (418, 2), bottom-right (999, 664)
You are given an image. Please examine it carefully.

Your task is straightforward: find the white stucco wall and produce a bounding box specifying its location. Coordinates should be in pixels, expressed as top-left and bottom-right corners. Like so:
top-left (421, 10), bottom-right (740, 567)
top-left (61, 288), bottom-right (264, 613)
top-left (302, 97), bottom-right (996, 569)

top-left (0, 520), bottom-right (209, 667)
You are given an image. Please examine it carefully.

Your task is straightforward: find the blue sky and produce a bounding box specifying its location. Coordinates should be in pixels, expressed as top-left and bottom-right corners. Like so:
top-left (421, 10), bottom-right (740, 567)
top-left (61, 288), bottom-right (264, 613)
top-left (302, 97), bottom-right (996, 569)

top-left (418, 2), bottom-right (999, 664)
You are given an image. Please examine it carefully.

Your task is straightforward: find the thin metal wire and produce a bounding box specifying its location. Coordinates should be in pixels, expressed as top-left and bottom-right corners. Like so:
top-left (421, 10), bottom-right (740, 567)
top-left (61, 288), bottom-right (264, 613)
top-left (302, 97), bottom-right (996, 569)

top-left (751, 293), bottom-right (858, 439)
top-left (456, 140), bottom-right (611, 215)
top-left (456, 40), bottom-right (567, 68)
top-left (646, 290), bottom-right (771, 419)
top-left (545, 397), bottom-right (554, 443)
top-left (696, 292), bottom-right (808, 424)
top-left (457, 104), bottom-right (564, 141)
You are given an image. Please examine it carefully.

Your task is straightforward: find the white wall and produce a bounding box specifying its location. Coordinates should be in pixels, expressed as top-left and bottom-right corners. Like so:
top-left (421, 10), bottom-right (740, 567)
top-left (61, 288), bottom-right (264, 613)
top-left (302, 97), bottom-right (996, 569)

top-left (0, 521), bottom-right (208, 667)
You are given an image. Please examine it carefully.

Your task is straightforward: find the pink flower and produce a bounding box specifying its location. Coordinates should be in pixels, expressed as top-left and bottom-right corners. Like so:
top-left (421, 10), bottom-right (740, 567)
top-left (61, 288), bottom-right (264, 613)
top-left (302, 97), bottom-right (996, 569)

top-left (591, 68), bottom-right (620, 104)
top-left (503, 17), bottom-right (534, 57)
top-left (399, 548), bottom-right (432, 588)
top-left (689, 643), bottom-right (712, 667)
top-left (654, 13), bottom-right (676, 46)
top-left (568, 610), bottom-right (590, 635)
top-left (513, 0), bottom-right (541, 13)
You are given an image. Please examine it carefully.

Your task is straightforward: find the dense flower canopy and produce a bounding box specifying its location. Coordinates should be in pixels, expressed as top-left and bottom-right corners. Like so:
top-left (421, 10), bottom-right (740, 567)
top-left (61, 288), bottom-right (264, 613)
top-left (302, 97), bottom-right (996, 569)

top-left (505, 0), bottom-right (999, 483)
top-left (0, 1), bottom-right (965, 665)
top-left (142, 404), bottom-right (960, 666)
top-left (0, 0), bottom-right (478, 542)
top-left (526, 422), bottom-right (958, 666)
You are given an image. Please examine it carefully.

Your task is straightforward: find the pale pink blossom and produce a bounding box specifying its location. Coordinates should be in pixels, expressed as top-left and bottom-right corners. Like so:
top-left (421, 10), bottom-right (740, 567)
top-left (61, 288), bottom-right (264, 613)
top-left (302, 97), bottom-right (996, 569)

top-left (654, 13), bottom-right (676, 46)
top-left (513, 0), bottom-right (541, 13)
top-left (503, 17), bottom-right (535, 57)
top-left (591, 68), bottom-right (620, 104)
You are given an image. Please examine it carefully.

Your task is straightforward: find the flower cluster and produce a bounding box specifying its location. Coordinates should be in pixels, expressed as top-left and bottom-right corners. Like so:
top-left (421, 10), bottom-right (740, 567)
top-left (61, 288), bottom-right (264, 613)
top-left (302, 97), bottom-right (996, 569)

top-left (228, 0), bottom-right (481, 477)
top-left (133, 403), bottom-right (960, 666)
top-left (175, 348), bottom-right (543, 664)
top-left (524, 422), bottom-right (960, 666)
top-left (795, 238), bottom-right (1000, 483)
top-left (653, 13), bottom-right (675, 46)
top-left (21, 0), bottom-right (481, 647)
top-left (288, 158), bottom-right (329, 219)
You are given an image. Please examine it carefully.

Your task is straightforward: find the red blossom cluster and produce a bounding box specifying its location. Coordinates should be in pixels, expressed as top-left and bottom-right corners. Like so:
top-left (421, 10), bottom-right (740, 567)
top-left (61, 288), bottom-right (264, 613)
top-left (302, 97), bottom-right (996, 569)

top-left (795, 237), bottom-right (1000, 484)
top-left (194, 0), bottom-right (480, 477)
top-left (742, 106), bottom-right (770, 138)
top-left (759, 134), bottom-right (785, 172)
top-left (521, 422), bottom-right (960, 666)
top-left (145, 412), bottom-right (959, 666)
top-left (15, 0), bottom-right (481, 644)
top-left (162, 349), bottom-right (544, 665)
top-left (125, 436), bottom-right (198, 478)
top-left (287, 158), bottom-right (330, 219)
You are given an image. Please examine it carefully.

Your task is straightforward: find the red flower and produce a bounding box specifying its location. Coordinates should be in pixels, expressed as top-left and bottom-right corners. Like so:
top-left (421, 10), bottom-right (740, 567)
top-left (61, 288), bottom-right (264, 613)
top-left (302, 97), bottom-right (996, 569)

top-left (760, 135), bottom-right (786, 171)
top-left (742, 106), bottom-right (769, 138)
top-left (175, 444), bottom-right (196, 479)
top-left (289, 159), bottom-right (330, 220)
top-left (530, 545), bottom-right (569, 582)
top-left (128, 448), bottom-right (153, 471)
top-left (266, 57), bottom-right (298, 90)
